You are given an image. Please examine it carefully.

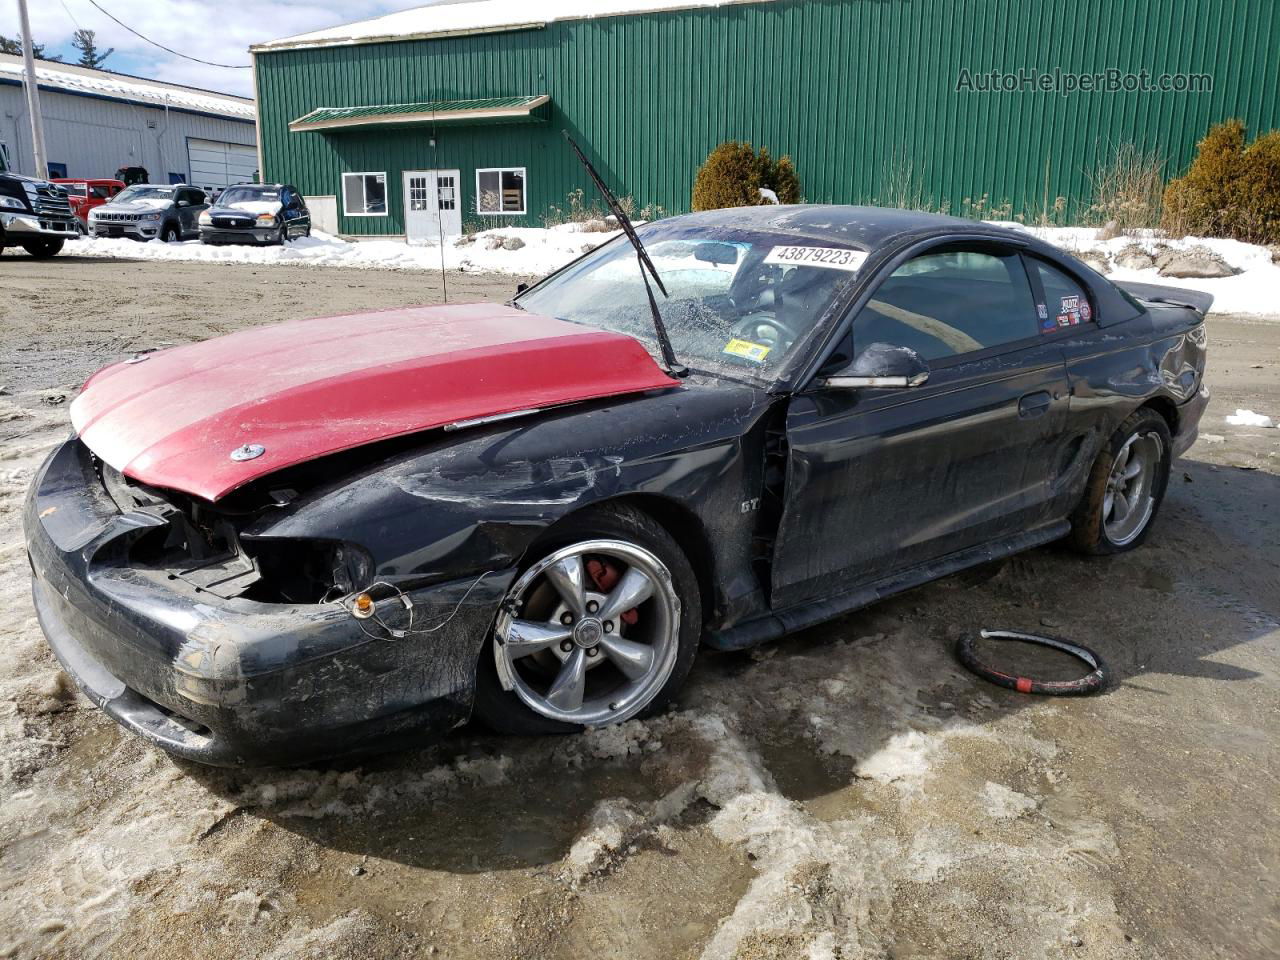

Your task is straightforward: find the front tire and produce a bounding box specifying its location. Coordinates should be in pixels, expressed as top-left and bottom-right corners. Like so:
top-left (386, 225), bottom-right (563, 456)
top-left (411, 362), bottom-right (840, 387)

top-left (473, 503), bottom-right (701, 736)
top-left (21, 238), bottom-right (64, 259)
top-left (1069, 408), bottom-right (1172, 555)
top-left (161, 223), bottom-right (180, 243)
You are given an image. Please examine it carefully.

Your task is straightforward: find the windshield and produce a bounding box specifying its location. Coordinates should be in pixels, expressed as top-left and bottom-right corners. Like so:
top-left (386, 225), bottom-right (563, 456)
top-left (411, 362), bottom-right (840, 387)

top-left (60, 182), bottom-right (88, 196)
top-left (113, 185), bottom-right (174, 204)
top-left (517, 221), bottom-right (867, 378)
top-left (218, 186), bottom-right (278, 207)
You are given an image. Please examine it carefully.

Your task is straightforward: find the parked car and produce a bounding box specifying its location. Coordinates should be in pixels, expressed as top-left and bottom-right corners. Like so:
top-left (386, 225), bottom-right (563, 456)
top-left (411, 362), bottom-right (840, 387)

top-left (0, 144), bottom-right (78, 258)
top-left (25, 206), bottom-right (1210, 766)
top-left (88, 184), bottom-right (208, 242)
top-left (53, 178), bottom-right (126, 233)
top-left (199, 183), bottom-right (311, 245)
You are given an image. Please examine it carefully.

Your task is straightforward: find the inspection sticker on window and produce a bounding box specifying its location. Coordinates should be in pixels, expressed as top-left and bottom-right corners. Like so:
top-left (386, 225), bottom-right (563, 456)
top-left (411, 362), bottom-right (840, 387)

top-left (763, 246), bottom-right (868, 272)
top-left (723, 338), bottom-right (772, 363)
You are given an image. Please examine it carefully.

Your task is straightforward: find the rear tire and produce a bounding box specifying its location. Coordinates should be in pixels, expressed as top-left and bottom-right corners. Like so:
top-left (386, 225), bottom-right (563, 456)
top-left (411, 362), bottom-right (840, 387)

top-left (1069, 408), bottom-right (1172, 555)
top-left (473, 503), bottom-right (701, 736)
top-left (21, 239), bottom-right (64, 259)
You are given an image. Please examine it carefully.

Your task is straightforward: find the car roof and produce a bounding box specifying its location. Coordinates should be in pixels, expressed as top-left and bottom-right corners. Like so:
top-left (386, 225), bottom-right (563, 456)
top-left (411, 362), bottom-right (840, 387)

top-left (652, 204), bottom-right (987, 251)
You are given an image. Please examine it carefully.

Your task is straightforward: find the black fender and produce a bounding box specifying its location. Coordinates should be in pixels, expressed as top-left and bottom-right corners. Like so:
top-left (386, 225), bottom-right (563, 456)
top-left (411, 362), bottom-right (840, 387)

top-left (241, 379), bottom-right (781, 631)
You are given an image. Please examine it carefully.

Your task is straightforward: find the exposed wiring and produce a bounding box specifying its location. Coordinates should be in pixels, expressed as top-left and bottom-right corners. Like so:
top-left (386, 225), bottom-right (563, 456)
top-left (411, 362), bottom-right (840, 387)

top-left (332, 571), bottom-right (498, 642)
top-left (83, 0), bottom-right (252, 68)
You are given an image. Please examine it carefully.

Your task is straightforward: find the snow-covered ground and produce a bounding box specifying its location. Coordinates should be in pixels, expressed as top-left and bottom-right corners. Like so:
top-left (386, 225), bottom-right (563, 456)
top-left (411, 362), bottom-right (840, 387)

top-left (1015, 226), bottom-right (1279, 317)
top-left (64, 220), bottom-right (1279, 316)
top-left (65, 224), bottom-right (620, 278)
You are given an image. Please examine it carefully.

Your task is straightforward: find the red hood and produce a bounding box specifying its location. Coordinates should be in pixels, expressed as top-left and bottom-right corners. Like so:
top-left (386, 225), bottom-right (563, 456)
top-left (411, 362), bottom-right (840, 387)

top-left (71, 303), bottom-right (678, 501)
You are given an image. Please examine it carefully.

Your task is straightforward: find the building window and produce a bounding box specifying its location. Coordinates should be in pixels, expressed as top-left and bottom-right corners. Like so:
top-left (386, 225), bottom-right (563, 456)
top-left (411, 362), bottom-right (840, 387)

top-left (342, 172), bottom-right (387, 216)
top-left (476, 167), bottom-right (525, 215)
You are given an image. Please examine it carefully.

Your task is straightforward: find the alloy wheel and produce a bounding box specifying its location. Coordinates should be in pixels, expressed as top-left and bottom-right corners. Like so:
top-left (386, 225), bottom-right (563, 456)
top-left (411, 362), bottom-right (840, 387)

top-left (494, 539), bottom-right (681, 726)
top-left (1103, 431), bottom-right (1163, 546)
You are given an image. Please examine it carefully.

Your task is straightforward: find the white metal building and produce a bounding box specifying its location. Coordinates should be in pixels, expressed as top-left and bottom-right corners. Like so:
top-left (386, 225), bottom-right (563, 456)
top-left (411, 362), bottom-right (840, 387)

top-left (0, 54), bottom-right (256, 192)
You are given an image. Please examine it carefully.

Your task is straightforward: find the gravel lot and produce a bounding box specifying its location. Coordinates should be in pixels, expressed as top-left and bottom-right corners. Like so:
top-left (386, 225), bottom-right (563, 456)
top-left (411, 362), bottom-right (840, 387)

top-left (1, 254), bottom-right (1276, 960)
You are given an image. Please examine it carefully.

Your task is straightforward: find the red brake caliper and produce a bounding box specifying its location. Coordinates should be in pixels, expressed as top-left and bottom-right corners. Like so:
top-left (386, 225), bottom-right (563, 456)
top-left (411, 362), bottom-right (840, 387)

top-left (585, 558), bottom-right (639, 626)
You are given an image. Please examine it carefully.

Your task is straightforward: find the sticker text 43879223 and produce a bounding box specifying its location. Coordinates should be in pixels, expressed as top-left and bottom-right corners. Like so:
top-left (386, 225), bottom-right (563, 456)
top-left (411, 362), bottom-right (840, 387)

top-left (763, 246), bottom-right (868, 272)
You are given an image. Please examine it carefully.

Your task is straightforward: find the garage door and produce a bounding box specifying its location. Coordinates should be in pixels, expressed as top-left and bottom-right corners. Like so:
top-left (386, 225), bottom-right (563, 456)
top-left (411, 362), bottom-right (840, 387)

top-left (187, 138), bottom-right (258, 193)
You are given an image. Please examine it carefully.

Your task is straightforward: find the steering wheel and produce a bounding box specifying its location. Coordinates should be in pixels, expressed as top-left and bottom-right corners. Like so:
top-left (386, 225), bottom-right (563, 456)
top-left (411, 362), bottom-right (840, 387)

top-left (730, 312), bottom-right (802, 350)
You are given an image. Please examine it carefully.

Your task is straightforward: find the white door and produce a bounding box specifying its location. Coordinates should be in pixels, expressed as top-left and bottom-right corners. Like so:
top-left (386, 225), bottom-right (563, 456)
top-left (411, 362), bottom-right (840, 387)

top-left (187, 138), bottom-right (258, 193)
top-left (403, 169), bottom-right (462, 245)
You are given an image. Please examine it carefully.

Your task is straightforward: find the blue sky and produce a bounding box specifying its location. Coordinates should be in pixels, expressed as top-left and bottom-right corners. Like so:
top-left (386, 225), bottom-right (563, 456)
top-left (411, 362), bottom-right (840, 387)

top-left (2, 0), bottom-right (446, 97)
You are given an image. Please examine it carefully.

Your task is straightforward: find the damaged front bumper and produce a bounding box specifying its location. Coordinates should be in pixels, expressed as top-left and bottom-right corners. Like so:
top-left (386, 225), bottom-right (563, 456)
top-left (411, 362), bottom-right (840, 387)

top-left (24, 437), bottom-right (515, 767)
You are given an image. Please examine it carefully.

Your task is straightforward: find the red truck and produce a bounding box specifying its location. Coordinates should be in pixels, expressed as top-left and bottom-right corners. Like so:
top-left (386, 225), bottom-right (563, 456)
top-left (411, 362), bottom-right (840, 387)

top-left (52, 178), bottom-right (126, 233)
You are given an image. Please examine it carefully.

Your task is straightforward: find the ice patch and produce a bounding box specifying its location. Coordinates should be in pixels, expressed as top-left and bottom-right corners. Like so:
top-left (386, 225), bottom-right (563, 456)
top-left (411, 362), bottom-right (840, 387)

top-left (981, 781), bottom-right (1039, 820)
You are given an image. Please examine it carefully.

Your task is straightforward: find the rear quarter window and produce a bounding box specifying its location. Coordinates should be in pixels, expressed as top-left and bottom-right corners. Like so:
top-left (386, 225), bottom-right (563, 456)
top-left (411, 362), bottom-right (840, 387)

top-left (1032, 259), bottom-right (1094, 333)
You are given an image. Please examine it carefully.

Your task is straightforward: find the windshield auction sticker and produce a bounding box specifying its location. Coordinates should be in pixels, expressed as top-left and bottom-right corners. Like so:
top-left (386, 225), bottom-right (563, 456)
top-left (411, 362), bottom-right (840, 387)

top-left (723, 338), bottom-right (772, 363)
top-left (763, 246), bottom-right (868, 272)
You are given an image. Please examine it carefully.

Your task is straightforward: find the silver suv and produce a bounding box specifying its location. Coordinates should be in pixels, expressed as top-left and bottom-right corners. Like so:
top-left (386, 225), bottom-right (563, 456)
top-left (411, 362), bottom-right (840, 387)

top-left (88, 184), bottom-right (208, 242)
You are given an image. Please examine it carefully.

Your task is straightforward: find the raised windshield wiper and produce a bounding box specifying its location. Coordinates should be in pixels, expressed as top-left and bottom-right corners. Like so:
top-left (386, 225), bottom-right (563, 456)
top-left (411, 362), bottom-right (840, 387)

top-left (563, 132), bottom-right (687, 377)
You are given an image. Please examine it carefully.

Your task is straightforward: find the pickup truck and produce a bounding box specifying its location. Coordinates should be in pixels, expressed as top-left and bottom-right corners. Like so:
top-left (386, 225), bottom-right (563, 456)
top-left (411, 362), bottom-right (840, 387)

top-left (53, 178), bottom-right (126, 233)
top-left (0, 143), bottom-right (79, 258)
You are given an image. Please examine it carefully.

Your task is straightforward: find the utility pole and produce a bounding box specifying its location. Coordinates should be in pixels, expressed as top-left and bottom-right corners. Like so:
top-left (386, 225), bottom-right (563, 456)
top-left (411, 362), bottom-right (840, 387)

top-left (16, 0), bottom-right (49, 178)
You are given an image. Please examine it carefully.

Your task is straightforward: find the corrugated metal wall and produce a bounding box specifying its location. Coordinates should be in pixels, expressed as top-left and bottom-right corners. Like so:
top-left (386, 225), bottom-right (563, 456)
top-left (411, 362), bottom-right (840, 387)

top-left (0, 84), bottom-right (256, 182)
top-left (254, 0), bottom-right (1280, 237)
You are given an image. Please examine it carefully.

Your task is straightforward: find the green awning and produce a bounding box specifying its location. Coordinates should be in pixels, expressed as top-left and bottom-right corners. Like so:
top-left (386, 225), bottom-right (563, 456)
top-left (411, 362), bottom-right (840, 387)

top-left (288, 95), bottom-right (550, 132)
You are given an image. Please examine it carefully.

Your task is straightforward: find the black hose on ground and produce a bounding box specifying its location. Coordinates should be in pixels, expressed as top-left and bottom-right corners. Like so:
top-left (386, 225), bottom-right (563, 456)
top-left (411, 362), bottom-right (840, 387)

top-left (955, 629), bottom-right (1110, 696)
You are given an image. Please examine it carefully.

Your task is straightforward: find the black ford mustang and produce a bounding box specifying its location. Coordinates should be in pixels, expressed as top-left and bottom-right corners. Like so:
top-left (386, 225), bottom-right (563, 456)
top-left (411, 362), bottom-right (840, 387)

top-left (25, 206), bottom-right (1210, 766)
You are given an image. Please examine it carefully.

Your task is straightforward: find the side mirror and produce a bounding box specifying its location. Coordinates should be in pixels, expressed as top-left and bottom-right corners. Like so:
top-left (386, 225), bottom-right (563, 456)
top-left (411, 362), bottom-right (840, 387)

top-left (821, 343), bottom-right (929, 389)
top-left (516, 282), bottom-right (529, 295)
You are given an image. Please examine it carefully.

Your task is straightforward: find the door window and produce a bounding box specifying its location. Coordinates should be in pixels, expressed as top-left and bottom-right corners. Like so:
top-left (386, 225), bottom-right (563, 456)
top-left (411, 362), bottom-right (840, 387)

top-left (407, 175), bottom-right (431, 212)
top-left (1030, 259), bottom-right (1094, 332)
top-left (437, 173), bottom-right (456, 211)
top-left (854, 249), bottom-right (1038, 361)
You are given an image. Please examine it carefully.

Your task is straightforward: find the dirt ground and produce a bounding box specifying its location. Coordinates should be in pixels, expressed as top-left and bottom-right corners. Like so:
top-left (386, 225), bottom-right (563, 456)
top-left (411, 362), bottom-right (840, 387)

top-left (0, 255), bottom-right (1276, 960)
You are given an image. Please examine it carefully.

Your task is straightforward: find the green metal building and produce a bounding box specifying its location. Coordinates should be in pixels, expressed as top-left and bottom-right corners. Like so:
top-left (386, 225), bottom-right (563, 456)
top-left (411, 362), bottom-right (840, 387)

top-left (251, 0), bottom-right (1280, 242)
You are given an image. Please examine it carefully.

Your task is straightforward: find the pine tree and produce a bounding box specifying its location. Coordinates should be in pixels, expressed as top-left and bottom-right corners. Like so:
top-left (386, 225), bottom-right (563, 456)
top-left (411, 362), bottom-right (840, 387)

top-left (72, 29), bottom-right (113, 69)
top-left (0, 35), bottom-right (64, 61)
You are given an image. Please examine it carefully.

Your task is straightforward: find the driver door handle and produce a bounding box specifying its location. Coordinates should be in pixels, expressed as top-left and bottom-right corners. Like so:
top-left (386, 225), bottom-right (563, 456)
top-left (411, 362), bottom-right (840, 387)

top-left (1018, 391), bottom-right (1053, 419)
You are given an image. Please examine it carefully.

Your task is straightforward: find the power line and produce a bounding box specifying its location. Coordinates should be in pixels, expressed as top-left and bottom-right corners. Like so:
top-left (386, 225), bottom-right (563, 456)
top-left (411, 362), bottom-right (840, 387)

top-left (83, 0), bottom-right (251, 68)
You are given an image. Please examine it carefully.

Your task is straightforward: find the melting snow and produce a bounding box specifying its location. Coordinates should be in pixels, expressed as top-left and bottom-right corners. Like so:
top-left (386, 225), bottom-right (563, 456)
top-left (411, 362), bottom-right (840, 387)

top-left (64, 225), bottom-right (621, 277)
top-left (1225, 409), bottom-right (1275, 428)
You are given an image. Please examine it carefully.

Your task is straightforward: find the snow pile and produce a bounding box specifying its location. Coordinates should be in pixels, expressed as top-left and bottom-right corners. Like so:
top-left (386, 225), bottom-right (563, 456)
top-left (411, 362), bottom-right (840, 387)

top-left (1225, 409), bottom-right (1276, 428)
top-left (1014, 224), bottom-right (1280, 316)
top-left (66, 224), bottom-right (620, 277)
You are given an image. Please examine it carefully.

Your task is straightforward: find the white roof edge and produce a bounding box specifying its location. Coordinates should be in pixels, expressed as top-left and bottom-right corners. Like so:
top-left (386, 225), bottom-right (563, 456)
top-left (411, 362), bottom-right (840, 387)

top-left (253, 0), bottom-right (773, 53)
top-left (0, 52), bottom-right (254, 119)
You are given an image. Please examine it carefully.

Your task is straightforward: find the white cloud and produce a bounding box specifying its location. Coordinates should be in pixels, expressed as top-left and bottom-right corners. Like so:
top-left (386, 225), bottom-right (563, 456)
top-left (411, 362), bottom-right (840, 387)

top-left (2, 0), bottom-right (443, 97)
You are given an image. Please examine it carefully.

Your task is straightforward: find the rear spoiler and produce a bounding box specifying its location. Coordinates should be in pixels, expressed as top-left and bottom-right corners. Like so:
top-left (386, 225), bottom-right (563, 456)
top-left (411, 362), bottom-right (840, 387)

top-left (1114, 281), bottom-right (1214, 318)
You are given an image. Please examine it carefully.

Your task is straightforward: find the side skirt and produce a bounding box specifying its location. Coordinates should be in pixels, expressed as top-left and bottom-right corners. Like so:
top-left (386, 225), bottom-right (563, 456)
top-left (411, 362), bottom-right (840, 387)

top-left (703, 520), bottom-right (1070, 651)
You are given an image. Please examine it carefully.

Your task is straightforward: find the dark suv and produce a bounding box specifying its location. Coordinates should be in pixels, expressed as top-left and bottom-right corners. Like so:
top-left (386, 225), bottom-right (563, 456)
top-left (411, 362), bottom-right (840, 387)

top-left (199, 183), bottom-right (311, 245)
top-left (0, 147), bottom-right (79, 258)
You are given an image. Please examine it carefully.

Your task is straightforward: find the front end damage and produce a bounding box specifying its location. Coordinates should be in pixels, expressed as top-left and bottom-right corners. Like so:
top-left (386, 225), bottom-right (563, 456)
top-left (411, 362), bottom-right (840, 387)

top-left (25, 436), bottom-right (513, 766)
